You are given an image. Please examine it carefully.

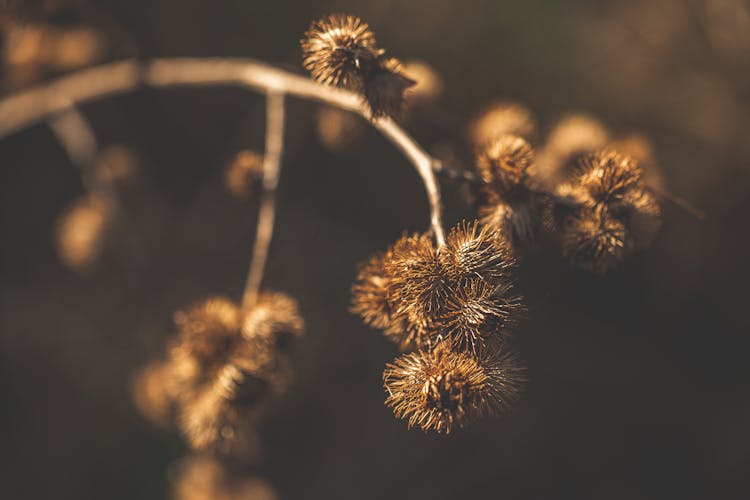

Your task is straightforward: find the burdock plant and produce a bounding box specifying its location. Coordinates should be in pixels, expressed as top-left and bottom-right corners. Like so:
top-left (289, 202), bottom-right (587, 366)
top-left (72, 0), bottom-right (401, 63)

top-left (0, 10), bottom-right (702, 498)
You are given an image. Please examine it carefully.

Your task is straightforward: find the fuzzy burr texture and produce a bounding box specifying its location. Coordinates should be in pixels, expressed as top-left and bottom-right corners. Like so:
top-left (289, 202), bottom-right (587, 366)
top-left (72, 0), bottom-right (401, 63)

top-left (475, 135), bottom-right (546, 250)
top-left (301, 14), bottom-right (382, 89)
top-left (351, 221), bottom-right (522, 351)
top-left (555, 149), bottom-right (661, 273)
top-left (384, 343), bottom-right (524, 434)
top-left (133, 292), bottom-right (304, 456)
top-left (301, 14), bottom-right (414, 117)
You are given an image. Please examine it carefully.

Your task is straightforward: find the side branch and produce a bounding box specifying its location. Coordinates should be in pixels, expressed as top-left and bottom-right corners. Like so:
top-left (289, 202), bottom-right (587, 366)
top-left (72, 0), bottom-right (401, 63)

top-left (0, 57), bottom-right (445, 246)
top-left (243, 91), bottom-right (286, 308)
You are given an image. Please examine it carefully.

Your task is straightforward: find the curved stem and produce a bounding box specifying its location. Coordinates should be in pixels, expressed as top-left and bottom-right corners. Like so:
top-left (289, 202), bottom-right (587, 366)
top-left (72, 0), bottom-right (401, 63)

top-left (0, 57), bottom-right (446, 246)
top-left (242, 91), bottom-right (285, 308)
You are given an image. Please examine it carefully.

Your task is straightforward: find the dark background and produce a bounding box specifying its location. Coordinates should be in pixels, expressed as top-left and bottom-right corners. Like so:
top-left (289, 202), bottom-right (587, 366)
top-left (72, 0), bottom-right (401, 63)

top-left (1, 0), bottom-right (749, 499)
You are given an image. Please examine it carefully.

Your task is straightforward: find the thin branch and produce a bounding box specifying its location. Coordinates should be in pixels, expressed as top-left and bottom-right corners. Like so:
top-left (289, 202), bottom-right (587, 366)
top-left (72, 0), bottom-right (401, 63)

top-left (47, 103), bottom-right (98, 189)
top-left (0, 57), bottom-right (446, 246)
top-left (648, 185), bottom-right (706, 221)
top-left (243, 91), bottom-right (286, 308)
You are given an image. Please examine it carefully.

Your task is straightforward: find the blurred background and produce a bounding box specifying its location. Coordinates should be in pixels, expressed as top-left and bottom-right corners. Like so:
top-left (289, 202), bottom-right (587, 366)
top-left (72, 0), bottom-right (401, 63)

top-left (0, 0), bottom-right (749, 498)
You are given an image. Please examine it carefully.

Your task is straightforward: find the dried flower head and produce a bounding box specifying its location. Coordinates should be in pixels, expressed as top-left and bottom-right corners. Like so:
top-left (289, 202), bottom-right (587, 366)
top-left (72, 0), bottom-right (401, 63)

top-left (301, 14), bottom-right (414, 117)
top-left (539, 114), bottom-right (610, 183)
top-left (171, 455), bottom-right (277, 500)
top-left (362, 57), bottom-right (415, 118)
top-left (241, 292), bottom-right (305, 351)
top-left (144, 292), bottom-right (305, 453)
top-left (479, 201), bottom-right (541, 251)
top-left (172, 296), bottom-right (242, 376)
top-left (352, 221), bottom-right (521, 350)
top-left (468, 101), bottom-right (537, 147)
top-left (560, 207), bottom-right (629, 274)
top-left (224, 150), bottom-right (263, 200)
top-left (555, 150), bottom-right (661, 273)
top-left (608, 134), bottom-right (664, 189)
top-left (384, 343), bottom-right (524, 434)
top-left (474, 135), bottom-right (546, 249)
top-left (55, 195), bottom-right (114, 272)
top-left (178, 362), bottom-right (268, 454)
top-left (315, 105), bottom-right (366, 153)
top-left (476, 134), bottom-right (536, 201)
top-left (301, 14), bottom-right (382, 89)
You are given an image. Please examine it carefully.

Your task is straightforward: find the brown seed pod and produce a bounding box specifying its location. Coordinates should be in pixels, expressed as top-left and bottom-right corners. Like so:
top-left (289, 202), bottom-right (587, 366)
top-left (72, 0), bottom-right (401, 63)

top-left (607, 134), bottom-right (664, 189)
top-left (362, 57), bottom-right (415, 118)
top-left (479, 200), bottom-right (542, 251)
top-left (178, 361), bottom-right (270, 455)
top-left (241, 292), bottom-right (305, 351)
top-left (474, 135), bottom-right (548, 250)
top-left (468, 101), bottom-right (537, 147)
top-left (351, 251), bottom-right (392, 330)
top-left (439, 277), bottom-right (521, 352)
top-left (352, 221), bottom-right (521, 350)
top-left (301, 14), bottom-right (383, 90)
top-left (172, 296), bottom-right (242, 377)
top-left (224, 150), bottom-right (263, 200)
top-left (441, 220), bottom-right (517, 281)
top-left (384, 343), bottom-right (524, 434)
top-left (475, 134), bottom-right (536, 202)
top-left (560, 207), bottom-right (630, 274)
top-left (301, 14), bottom-right (414, 117)
top-left (555, 150), bottom-right (661, 273)
top-left (55, 195), bottom-right (115, 272)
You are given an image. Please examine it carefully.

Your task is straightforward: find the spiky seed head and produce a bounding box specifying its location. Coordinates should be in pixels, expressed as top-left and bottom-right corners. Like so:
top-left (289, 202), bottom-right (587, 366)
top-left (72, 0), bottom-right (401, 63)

top-left (573, 150), bottom-right (662, 241)
top-left (575, 150), bottom-right (643, 206)
top-left (172, 296), bottom-right (241, 370)
top-left (402, 59), bottom-right (444, 106)
top-left (384, 343), bottom-right (524, 434)
top-left (241, 292), bottom-right (305, 351)
top-left (383, 233), bottom-right (446, 337)
top-left (479, 201), bottom-right (541, 251)
top-left (301, 14), bottom-right (383, 89)
top-left (439, 278), bottom-right (521, 351)
top-left (362, 57), bottom-right (415, 118)
top-left (352, 221), bottom-right (522, 349)
top-left (441, 220), bottom-right (517, 281)
top-left (555, 150), bottom-right (661, 272)
top-left (607, 134), bottom-right (664, 189)
top-left (351, 252), bottom-right (392, 330)
top-left (178, 363), bottom-right (266, 454)
top-left (475, 134), bottom-right (536, 202)
top-left (468, 101), bottom-right (537, 147)
top-left (224, 150), bottom-right (263, 200)
top-left (55, 195), bottom-right (114, 272)
top-left (560, 207), bottom-right (630, 274)
top-left (539, 114), bottom-right (609, 183)
top-left (301, 14), bottom-right (414, 117)
top-left (315, 105), bottom-right (366, 153)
